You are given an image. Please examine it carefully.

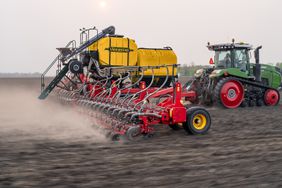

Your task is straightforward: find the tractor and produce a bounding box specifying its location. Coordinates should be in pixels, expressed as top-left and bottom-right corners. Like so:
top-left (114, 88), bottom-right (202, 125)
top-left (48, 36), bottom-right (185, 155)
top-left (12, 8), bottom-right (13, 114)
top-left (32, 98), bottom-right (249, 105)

top-left (186, 41), bottom-right (281, 108)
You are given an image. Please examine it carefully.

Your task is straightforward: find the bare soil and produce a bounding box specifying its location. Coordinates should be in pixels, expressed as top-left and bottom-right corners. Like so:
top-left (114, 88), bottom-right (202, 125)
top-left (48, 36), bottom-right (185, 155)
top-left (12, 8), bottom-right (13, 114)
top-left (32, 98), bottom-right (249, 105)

top-left (1, 78), bottom-right (282, 188)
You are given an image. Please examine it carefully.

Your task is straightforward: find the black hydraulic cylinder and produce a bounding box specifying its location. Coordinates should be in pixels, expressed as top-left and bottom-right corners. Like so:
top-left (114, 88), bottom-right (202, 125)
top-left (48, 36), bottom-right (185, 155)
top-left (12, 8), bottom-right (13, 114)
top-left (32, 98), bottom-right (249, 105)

top-left (254, 46), bottom-right (262, 82)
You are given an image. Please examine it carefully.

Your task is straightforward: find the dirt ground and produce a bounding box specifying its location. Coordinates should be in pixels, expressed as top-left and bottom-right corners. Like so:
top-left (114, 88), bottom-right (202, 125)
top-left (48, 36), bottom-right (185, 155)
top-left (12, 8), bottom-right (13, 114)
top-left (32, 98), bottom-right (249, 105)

top-left (1, 78), bottom-right (282, 188)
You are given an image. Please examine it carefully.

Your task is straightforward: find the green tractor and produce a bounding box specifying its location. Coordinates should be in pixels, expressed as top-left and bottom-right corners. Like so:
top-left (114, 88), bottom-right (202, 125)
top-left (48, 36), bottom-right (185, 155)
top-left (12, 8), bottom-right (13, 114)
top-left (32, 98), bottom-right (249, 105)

top-left (186, 41), bottom-right (281, 108)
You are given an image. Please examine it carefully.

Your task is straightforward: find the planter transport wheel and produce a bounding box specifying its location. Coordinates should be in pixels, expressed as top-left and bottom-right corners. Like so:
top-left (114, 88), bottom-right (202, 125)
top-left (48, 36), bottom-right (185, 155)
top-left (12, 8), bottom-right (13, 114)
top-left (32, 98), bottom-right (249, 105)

top-left (184, 107), bottom-right (211, 135)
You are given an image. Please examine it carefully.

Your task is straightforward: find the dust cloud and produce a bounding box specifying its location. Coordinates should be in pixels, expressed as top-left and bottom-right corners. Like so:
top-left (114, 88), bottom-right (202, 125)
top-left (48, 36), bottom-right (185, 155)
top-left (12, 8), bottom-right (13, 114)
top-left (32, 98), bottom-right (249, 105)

top-left (0, 85), bottom-right (107, 143)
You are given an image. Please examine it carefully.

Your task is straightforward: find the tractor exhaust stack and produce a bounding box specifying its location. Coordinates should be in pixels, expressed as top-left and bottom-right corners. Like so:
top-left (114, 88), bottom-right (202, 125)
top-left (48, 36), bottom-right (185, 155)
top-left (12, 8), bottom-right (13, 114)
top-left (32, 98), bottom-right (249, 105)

top-left (254, 46), bottom-right (262, 82)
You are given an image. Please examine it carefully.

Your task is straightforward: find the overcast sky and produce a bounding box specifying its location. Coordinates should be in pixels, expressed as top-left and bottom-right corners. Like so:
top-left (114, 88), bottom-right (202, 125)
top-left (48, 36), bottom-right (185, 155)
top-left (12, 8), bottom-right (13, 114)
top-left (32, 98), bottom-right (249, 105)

top-left (0, 0), bottom-right (282, 73)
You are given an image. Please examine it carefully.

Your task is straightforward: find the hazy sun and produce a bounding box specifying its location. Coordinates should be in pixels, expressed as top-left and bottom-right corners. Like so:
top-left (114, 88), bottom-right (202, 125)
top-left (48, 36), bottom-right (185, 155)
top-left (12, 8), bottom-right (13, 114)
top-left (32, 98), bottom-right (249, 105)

top-left (99, 1), bottom-right (107, 8)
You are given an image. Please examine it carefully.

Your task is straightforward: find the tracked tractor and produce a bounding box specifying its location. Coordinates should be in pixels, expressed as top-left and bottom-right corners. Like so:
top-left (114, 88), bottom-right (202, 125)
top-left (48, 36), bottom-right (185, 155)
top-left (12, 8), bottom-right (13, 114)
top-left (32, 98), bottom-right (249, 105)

top-left (186, 41), bottom-right (281, 108)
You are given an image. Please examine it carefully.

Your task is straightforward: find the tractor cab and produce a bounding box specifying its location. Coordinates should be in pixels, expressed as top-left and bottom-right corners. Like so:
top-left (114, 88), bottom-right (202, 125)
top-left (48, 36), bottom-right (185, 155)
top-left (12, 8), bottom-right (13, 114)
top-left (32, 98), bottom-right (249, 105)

top-left (207, 42), bottom-right (281, 89)
top-left (208, 43), bottom-right (252, 75)
top-left (187, 41), bottom-right (281, 109)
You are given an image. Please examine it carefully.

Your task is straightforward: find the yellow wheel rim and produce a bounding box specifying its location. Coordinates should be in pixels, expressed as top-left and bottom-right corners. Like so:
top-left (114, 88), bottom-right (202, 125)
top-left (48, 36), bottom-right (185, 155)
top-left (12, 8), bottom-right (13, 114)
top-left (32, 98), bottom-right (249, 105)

top-left (192, 114), bottom-right (207, 130)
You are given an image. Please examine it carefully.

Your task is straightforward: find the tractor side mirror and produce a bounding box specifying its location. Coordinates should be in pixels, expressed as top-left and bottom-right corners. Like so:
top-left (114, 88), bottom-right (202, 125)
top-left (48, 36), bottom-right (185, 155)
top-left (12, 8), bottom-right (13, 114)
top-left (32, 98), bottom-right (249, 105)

top-left (209, 58), bottom-right (214, 65)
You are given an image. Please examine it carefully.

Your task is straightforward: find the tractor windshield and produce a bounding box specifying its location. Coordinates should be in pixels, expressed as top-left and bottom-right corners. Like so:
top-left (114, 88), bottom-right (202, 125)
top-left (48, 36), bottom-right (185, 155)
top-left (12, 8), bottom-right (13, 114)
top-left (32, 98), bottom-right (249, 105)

top-left (214, 49), bottom-right (249, 71)
top-left (214, 50), bottom-right (232, 69)
top-left (233, 49), bottom-right (248, 72)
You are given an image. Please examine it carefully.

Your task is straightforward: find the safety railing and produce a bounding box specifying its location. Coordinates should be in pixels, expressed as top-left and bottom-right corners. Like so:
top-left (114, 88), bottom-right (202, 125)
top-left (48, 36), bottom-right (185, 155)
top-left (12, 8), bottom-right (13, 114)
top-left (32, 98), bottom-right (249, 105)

top-left (40, 40), bottom-right (76, 92)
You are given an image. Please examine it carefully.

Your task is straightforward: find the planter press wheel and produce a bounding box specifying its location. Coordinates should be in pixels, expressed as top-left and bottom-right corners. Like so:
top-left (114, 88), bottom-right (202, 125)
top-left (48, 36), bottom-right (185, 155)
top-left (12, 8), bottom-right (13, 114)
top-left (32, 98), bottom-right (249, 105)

top-left (126, 126), bottom-right (142, 141)
top-left (111, 134), bottom-right (122, 141)
top-left (215, 77), bottom-right (244, 109)
top-left (264, 89), bottom-right (280, 106)
top-left (183, 107), bottom-right (211, 135)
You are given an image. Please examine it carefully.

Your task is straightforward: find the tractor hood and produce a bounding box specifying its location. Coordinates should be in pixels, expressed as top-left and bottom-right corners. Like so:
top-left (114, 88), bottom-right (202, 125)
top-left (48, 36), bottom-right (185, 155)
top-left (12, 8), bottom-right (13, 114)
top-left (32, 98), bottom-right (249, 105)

top-left (209, 68), bottom-right (249, 79)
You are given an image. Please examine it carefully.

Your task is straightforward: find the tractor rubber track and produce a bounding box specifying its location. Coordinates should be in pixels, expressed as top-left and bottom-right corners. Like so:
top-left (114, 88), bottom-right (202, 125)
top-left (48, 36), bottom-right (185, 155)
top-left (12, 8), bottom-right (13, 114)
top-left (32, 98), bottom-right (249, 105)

top-left (236, 76), bottom-right (280, 93)
top-left (214, 76), bottom-right (280, 108)
top-left (234, 76), bottom-right (281, 104)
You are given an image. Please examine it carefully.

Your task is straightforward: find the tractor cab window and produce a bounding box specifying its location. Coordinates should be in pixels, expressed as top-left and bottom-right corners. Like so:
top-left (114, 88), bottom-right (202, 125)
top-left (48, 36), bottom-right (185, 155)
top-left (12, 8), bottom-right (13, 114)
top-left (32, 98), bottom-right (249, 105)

top-left (233, 49), bottom-right (248, 72)
top-left (214, 50), bottom-right (232, 69)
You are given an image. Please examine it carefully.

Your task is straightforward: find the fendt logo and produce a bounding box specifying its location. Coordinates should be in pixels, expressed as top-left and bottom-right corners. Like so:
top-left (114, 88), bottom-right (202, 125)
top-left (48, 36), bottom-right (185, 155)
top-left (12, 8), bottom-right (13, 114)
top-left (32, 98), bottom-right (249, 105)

top-left (105, 47), bottom-right (133, 53)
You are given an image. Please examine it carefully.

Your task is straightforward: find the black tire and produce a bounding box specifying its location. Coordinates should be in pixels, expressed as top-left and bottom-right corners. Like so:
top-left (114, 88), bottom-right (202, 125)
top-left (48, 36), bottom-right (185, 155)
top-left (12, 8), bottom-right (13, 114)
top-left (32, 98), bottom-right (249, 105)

top-left (111, 134), bottom-right (121, 141)
top-left (126, 126), bottom-right (141, 141)
top-left (68, 59), bottom-right (83, 74)
top-left (183, 107), bottom-right (211, 135)
top-left (169, 124), bottom-right (182, 130)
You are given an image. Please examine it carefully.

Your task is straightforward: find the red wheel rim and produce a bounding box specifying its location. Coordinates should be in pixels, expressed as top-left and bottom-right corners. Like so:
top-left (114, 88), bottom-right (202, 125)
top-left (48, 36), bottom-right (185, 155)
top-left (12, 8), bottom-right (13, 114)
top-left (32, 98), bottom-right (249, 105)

top-left (264, 89), bottom-right (279, 106)
top-left (220, 80), bottom-right (244, 109)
